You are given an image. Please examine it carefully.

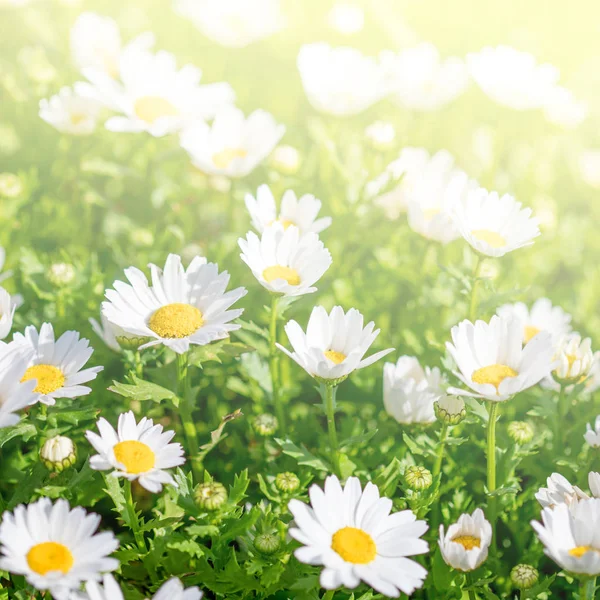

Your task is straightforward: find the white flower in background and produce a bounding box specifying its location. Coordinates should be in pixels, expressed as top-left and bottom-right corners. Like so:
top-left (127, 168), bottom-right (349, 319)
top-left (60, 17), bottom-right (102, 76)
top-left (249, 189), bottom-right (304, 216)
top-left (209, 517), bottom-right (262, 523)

top-left (383, 356), bottom-right (443, 425)
top-left (278, 306), bottom-right (393, 382)
top-left (453, 187), bottom-right (540, 257)
top-left (585, 416), bottom-right (600, 448)
top-left (39, 84), bottom-right (102, 135)
top-left (381, 43), bottom-right (469, 111)
top-left (297, 43), bottom-right (387, 116)
top-left (496, 298), bottom-right (572, 345)
top-left (0, 350), bottom-right (38, 428)
top-left (180, 106), bottom-right (285, 178)
top-left (245, 184), bottom-right (331, 236)
top-left (580, 151), bottom-right (600, 189)
top-left (11, 323), bottom-right (103, 406)
top-left (88, 313), bottom-right (120, 352)
top-left (0, 247), bottom-right (10, 283)
top-left (439, 509), bottom-right (492, 572)
top-left (174, 0), bottom-right (284, 48)
top-left (535, 473), bottom-right (589, 509)
top-left (270, 144), bottom-right (300, 174)
top-left (467, 45), bottom-right (560, 111)
top-left (590, 473), bottom-right (600, 498)
top-left (364, 121), bottom-right (396, 150)
top-left (551, 333), bottom-right (593, 383)
top-left (102, 253), bottom-right (246, 355)
top-left (288, 475), bottom-right (428, 596)
top-left (150, 578), bottom-right (203, 600)
top-left (583, 352), bottom-right (600, 394)
top-left (447, 315), bottom-right (555, 402)
top-left (86, 411), bottom-right (185, 493)
top-left (543, 85), bottom-right (588, 129)
top-left (239, 224), bottom-right (331, 297)
top-left (0, 286), bottom-right (17, 339)
top-left (0, 498), bottom-right (118, 599)
top-left (532, 498), bottom-right (600, 575)
top-left (327, 3), bottom-right (364, 35)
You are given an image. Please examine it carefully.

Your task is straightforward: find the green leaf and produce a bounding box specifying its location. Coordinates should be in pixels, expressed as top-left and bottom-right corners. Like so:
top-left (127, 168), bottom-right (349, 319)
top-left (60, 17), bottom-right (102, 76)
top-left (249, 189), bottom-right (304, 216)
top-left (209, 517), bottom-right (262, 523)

top-left (274, 438), bottom-right (329, 472)
top-left (188, 339), bottom-right (254, 366)
top-left (0, 421), bottom-right (37, 448)
top-left (465, 397), bottom-right (489, 423)
top-left (339, 429), bottom-right (378, 450)
top-left (228, 469), bottom-right (250, 506)
top-left (109, 376), bottom-right (177, 405)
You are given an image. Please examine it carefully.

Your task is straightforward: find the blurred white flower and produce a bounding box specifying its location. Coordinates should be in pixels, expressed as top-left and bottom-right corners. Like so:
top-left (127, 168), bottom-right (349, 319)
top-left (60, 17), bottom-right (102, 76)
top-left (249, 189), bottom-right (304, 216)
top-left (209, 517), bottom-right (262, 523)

top-left (39, 84), bottom-right (102, 135)
top-left (381, 43), bottom-right (469, 111)
top-left (586, 416), bottom-right (600, 448)
top-left (583, 352), bottom-right (600, 394)
top-left (174, 0), bottom-right (284, 48)
top-left (536, 473), bottom-right (589, 509)
top-left (553, 333), bottom-right (593, 383)
top-left (88, 312), bottom-right (120, 352)
top-left (297, 43), bottom-right (387, 116)
top-left (270, 144), bottom-right (300, 174)
top-left (180, 106), bottom-right (284, 178)
top-left (580, 151), bottom-right (600, 188)
top-left (327, 3), bottom-right (364, 35)
top-left (543, 85), bottom-right (588, 129)
top-left (590, 473), bottom-right (600, 498)
top-left (364, 121), bottom-right (396, 150)
top-left (0, 349), bottom-right (38, 429)
top-left (467, 45), bottom-right (559, 110)
top-left (0, 286), bottom-right (17, 340)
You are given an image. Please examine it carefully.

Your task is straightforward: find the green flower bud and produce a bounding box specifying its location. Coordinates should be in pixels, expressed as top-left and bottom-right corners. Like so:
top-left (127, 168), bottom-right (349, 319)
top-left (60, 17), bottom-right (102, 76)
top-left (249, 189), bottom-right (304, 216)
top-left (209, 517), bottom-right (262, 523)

top-left (508, 421), bottom-right (534, 445)
top-left (40, 436), bottom-right (77, 472)
top-left (252, 413), bottom-right (278, 437)
top-left (254, 532), bottom-right (281, 555)
top-left (404, 466), bottom-right (432, 491)
top-left (47, 262), bottom-right (75, 287)
top-left (195, 482), bottom-right (228, 510)
top-left (0, 173), bottom-right (23, 198)
top-left (275, 472), bottom-right (300, 493)
top-left (510, 564), bottom-right (539, 589)
top-left (116, 334), bottom-right (151, 350)
top-left (434, 395), bottom-right (466, 425)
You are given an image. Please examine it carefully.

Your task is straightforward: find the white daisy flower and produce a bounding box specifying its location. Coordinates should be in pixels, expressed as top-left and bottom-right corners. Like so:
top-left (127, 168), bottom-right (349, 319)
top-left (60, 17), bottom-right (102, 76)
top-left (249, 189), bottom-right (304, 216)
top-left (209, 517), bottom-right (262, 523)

top-left (467, 45), bottom-right (560, 111)
top-left (439, 509), bottom-right (491, 572)
top-left (532, 498), bottom-right (600, 575)
top-left (589, 473), bottom-right (600, 498)
top-left (277, 306), bottom-right (394, 382)
top-left (102, 253), bottom-right (246, 355)
top-left (585, 416), bottom-right (600, 449)
top-left (536, 473), bottom-right (589, 509)
top-left (452, 187), bottom-right (540, 258)
top-left (583, 352), bottom-right (600, 394)
top-left (12, 323), bottom-right (103, 406)
top-left (364, 121), bottom-right (396, 150)
top-left (543, 85), bottom-right (588, 129)
top-left (383, 356), bottom-right (443, 425)
top-left (381, 43), bottom-right (469, 111)
top-left (288, 475), bottom-right (429, 597)
top-left (297, 43), bottom-right (387, 116)
top-left (327, 3), bottom-right (364, 35)
top-left (174, 0), bottom-right (284, 48)
top-left (180, 106), bottom-right (285, 178)
top-left (0, 498), bottom-right (118, 600)
top-left (86, 411), bottom-right (185, 493)
top-left (239, 224), bottom-right (331, 297)
top-left (39, 84), bottom-right (102, 136)
top-left (0, 349), bottom-right (38, 428)
top-left (552, 333), bottom-right (593, 383)
top-left (88, 313), bottom-right (120, 353)
top-left (0, 285), bottom-right (17, 339)
top-left (496, 298), bottom-right (572, 346)
top-left (245, 184), bottom-right (331, 236)
top-left (446, 315), bottom-right (555, 402)
top-left (270, 144), bottom-right (300, 174)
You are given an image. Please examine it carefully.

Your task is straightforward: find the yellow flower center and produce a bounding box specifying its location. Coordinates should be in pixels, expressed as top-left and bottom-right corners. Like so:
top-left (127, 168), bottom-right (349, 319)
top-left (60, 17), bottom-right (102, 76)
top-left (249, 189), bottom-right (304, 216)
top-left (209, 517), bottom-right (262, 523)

top-left (331, 526), bottom-right (377, 564)
top-left (21, 365), bottom-right (65, 394)
top-left (148, 303), bottom-right (204, 339)
top-left (524, 325), bottom-right (541, 343)
top-left (268, 218), bottom-right (296, 229)
top-left (262, 266), bottom-right (301, 286)
top-left (134, 96), bottom-right (179, 124)
top-left (113, 440), bottom-right (155, 474)
top-left (452, 535), bottom-right (481, 551)
top-left (471, 229), bottom-right (507, 248)
top-left (27, 542), bottom-right (74, 575)
top-left (70, 113), bottom-right (87, 126)
top-left (423, 208), bottom-right (441, 220)
top-left (212, 148), bottom-right (248, 169)
top-left (325, 350), bottom-right (346, 364)
top-left (471, 364), bottom-right (518, 391)
top-left (569, 545), bottom-right (600, 558)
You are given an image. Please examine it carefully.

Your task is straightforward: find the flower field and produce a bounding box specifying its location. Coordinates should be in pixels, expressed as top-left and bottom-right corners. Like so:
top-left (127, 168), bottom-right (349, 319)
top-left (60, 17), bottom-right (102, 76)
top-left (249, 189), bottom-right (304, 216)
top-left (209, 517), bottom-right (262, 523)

top-left (2, 0), bottom-right (600, 598)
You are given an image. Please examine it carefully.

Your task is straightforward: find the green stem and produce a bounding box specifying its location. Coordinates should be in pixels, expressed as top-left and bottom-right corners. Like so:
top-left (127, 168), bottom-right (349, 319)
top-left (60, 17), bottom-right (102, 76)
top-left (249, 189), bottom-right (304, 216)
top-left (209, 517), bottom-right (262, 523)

top-left (469, 255), bottom-right (485, 321)
top-left (134, 351), bottom-right (143, 378)
top-left (466, 572), bottom-right (478, 600)
top-left (487, 402), bottom-right (499, 551)
top-left (321, 591), bottom-right (335, 600)
top-left (123, 479), bottom-right (146, 553)
top-left (555, 384), bottom-right (566, 450)
top-left (320, 383), bottom-right (341, 477)
top-left (269, 295), bottom-right (286, 433)
top-left (432, 422), bottom-right (449, 479)
top-left (177, 352), bottom-right (202, 482)
top-left (581, 576), bottom-right (597, 600)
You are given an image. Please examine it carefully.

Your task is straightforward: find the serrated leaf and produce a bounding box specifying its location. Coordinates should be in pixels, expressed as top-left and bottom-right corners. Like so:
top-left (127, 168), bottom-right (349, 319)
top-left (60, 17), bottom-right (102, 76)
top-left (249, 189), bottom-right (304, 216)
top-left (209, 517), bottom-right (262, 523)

top-left (274, 438), bottom-right (328, 472)
top-left (0, 421), bottom-right (37, 448)
top-left (109, 376), bottom-right (177, 405)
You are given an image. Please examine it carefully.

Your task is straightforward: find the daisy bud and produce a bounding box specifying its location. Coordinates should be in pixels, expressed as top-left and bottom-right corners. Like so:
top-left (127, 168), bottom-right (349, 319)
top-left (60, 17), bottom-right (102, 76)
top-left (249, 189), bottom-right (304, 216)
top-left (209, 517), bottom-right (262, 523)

top-left (0, 173), bottom-right (23, 198)
top-left (195, 482), bottom-right (228, 511)
top-left (510, 564), bottom-right (539, 589)
top-left (275, 472), bottom-right (300, 493)
top-left (508, 421), bottom-right (534, 445)
top-left (434, 395), bottom-right (466, 425)
top-left (270, 145), bottom-right (300, 174)
top-left (253, 413), bottom-right (278, 437)
top-left (405, 466), bottom-right (433, 491)
top-left (254, 532), bottom-right (281, 555)
top-left (115, 334), bottom-right (152, 351)
top-left (40, 436), bottom-right (77, 472)
top-left (47, 262), bottom-right (75, 287)
top-left (553, 333), bottom-right (593, 383)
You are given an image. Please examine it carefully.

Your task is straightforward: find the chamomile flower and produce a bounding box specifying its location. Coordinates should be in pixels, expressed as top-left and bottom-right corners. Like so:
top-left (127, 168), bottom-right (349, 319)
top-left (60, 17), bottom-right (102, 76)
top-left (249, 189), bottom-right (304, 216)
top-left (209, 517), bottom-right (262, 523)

top-left (381, 43), bottom-right (469, 111)
top-left (0, 498), bottom-right (119, 599)
top-left (102, 253), bottom-right (246, 355)
top-left (467, 45), bottom-right (560, 111)
top-left (86, 411), bottom-right (185, 493)
top-left (446, 315), bottom-right (555, 402)
top-left (180, 106), bottom-right (285, 178)
top-left (364, 121), bottom-right (396, 150)
top-left (452, 187), bottom-right (540, 257)
top-left (496, 298), bottom-right (572, 345)
top-left (543, 85), bottom-right (588, 129)
top-left (288, 475), bottom-right (429, 596)
top-left (39, 84), bottom-right (102, 136)
top-left (245, 184), bottom-right (331, 236)
top-left (552, 333), bottom-right (593, 383)
top-left (0, 350), bottom-right (38, 428)
top-left (439, 509), bottom-right (492, 572)
top-left (88, 313), bottom-right (120, 353)
top-left (585, 416), bottom-right (600, 448)
top-left (0, 285), bottom-right (17, 339)
top-left (536, 473), bottom-right (589, 509)
top-left (532, 498), bottom-right (600, 575)
top-left (297, 43), bottom-right (387, 116)
top-left (277, 306), bottom-right (394, 382)
top-left (12, 323), bottom-right (103, 406)
top-left (239, 224), bottom-right (331, 297)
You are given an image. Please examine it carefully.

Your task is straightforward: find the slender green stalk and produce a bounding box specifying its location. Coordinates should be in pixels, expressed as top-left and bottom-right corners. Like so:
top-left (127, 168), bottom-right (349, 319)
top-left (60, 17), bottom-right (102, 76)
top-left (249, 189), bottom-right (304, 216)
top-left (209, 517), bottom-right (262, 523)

top-left (555, 384), bottom-right (566, 449)
top-left (123, 479), bottom-right (146, 553)
top-left (487, 402), bottom-right (500, 549)
top-left (134, 351), bottom-right (143, 378)
top-left (466, 572), bottom-right (478, 600)
top-left (269, 295), bottom-right (286, 433)
top-left (469, 255), bottom-right (485, 321)
top-left (581, 576), bottom-right (597, 600)
top-left (320, 383), bottom-right (341, 477)
top-left (321, 591), bottom-right (335, 600)
top-left (177, 352), bottom-right (202, 482)
top-left (432, 422), bottom-right (449, 479)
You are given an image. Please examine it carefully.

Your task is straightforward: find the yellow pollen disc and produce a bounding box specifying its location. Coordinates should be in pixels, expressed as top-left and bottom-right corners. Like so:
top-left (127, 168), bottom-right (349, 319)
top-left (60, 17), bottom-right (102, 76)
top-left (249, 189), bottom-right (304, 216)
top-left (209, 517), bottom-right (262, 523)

top-left (331, 527), bottom-right (377, 564)
top-left (27, 542), bottom-right (74, 575)
top-left (569, 545), bottom-right (598, 558)
top-left (113, 440), bottom-right (155, 474)
top-left (212, 147), bottom-right (248, 169)
top-left (566, 354), bottom-right (577, 369)
top-left (148, 303), bottom-right (204, 339)
top-left (268, 218), bottom-right (296, 229)
top-left (452, 535), bottom-right (481, 551)
top-left (134, 96), bottom-right (179, 124)
top-left (524, 325), bottom-right (541, 343)
top-left (471, 364), bottom-right (518, 391)
top-left (70, 113), bottom-right (87, 126)
top-left (262, 265), bottom-right (301, 286)
top-left (471, 229), bottom-right (507, 249)
top-left (21, 365), bottom-right (65, 395)
top-left (325, 350), bottom-right (346, 364)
